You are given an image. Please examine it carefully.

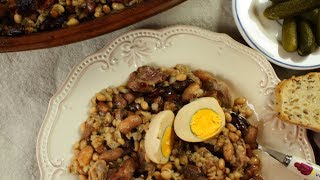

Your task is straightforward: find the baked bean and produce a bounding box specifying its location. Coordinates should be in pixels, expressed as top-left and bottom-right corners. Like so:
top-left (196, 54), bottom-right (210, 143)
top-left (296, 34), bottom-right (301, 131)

top-left (234, 171), bottom-right (242, 179)
top-left (112, 2), bottom-right (125, 10)
top-left (234, 97), bottom-right (246, 105)
top-left (218, 158), bottom-right (225, 169)
top-left (176, 74), bottom-right (187, 81)
top-left (229, 132), bottom-right (239, 142)
top-left (99, 148), bottom-right (124, 162)
top-left (89, 106), bottom-right (97, 114)
top-left (179, 155), bottom-right (188, 165)
top-left (244, 108), bottom-right (253, 117)
top-left (193, 70), bottom-right (214, 81)
top-left (182, 83), bottom-right (201, 102)
top-left (233, 105), bottom-right (239, 113)
top-left (249, 156), bottom-right (260, 165)
top-left (228, 173), bottom-right (235, 179)
top-left (79, 174), bottom-right (87, 180)
top-left (141, 101), bottom-right (149, 110)
top-left (217, 169), bottom-right (223, 176)
top-left (223, 141), bottom-right (234, 162)
top-left (164, 101), bottom-right (176, 111)
top-left (123, 93), bottom-right (135, 104)
top-left (225, 168), bottom-right (230, 174)
top-left (225, 112), bottom-right (232, 123)
top-left (227, 123), bottom-right (237, 132)
top-left (151, 103), bottom-right (159, 112)
top-left (14, 13), bottom-right (22, 24)
top-left (102, 5), bottom-right (111, 14)
top-left (92, 153), bottom-right (99, 161)
top-left (77, 146), bottom-right (94, 167)
top-left (118, 115), bottom-right (142, 134)
top-left (235, 130), bottom-right (242, 137)
top-left (161, 170), bottom-right (172, 179)
top-left (153, 171), bottom-right (161, 179)
top-left (118, 86), bottom-right (129, 94)
top-left (81, 123), bottom-right (95, 139)
top-left (174, 158), bottom-right (181, 169)
top-left (161, 163), bottom-right (172, 171)
top-left (96, 93), bottom-right (107, 101)
top-left (80, 140), bottom-right (88, 149)
top-left (107, 101), bottom-right (113, 108)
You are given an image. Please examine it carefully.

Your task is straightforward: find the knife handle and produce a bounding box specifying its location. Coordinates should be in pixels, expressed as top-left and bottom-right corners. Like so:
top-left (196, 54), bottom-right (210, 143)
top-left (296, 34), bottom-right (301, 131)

top-left (286, 156), bottom-right (320, 180)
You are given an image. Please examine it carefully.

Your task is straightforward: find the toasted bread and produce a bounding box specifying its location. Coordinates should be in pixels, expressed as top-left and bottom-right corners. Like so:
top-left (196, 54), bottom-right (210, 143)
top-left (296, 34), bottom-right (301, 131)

top-left (275, 72), bottom-right (320, 132)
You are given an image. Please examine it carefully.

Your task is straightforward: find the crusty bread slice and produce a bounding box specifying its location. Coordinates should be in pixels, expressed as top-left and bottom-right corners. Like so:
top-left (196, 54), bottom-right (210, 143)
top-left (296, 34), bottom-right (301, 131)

top-left (275, 72), bottom-right (320, 132)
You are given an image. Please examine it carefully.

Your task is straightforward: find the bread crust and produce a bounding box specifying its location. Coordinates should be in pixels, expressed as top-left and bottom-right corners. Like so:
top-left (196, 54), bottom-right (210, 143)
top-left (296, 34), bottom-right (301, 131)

top-left (274, 72), bottom-right (320, 132)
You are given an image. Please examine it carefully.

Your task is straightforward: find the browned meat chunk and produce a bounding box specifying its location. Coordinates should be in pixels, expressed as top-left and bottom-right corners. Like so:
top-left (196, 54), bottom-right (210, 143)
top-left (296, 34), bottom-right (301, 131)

top-left (89, 160), bottom-right (109, 180)
top-left (38, 0), bottom-right (55, 10)
top-left (181, 165), bottom-right (207, 180)
top-left (81, 123), bottom-right (95, 139)
top-left (244, 126), bottom-right (258, 145)
top-left (99, 148), bottom-right (124, 162)
top-left (114, 95), bottom-right (127, 109)
top-left (107, 158), bottom-right (139, 180)
top-left (127, 66), bottom-right (168, 92)
top-left (193, 70), bottom-right (232, 107)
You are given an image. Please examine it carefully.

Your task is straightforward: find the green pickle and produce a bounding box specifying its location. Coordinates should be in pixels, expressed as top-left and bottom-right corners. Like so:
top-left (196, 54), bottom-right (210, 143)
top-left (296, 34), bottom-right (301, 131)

top-left (282, 18), bottom-right (298, 52)
top-left (264, 0), bottom-right (320, 20)
top-left (297, 20), bottom-right (317, 56)
top-left (300, 9), bottom-right (319, 24)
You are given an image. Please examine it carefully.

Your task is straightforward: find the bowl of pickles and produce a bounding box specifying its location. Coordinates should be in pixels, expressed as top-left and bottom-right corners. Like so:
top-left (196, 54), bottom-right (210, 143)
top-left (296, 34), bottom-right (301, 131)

top-left (233, 0), bottom-right (320, 70)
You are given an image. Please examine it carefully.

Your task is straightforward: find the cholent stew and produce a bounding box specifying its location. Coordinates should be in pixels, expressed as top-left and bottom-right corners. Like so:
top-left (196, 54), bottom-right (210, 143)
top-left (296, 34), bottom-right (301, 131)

top-left (0, 0), bottom-right (143, 36)
top-left (69, 65), bottom-right (262, 180)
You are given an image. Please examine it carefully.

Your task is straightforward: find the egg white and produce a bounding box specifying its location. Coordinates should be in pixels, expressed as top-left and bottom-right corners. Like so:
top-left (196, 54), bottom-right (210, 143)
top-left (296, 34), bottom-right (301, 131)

top-left (174, 97), bottom-right (225, 142)
top-left (144, 110), bottom-right (175, 164)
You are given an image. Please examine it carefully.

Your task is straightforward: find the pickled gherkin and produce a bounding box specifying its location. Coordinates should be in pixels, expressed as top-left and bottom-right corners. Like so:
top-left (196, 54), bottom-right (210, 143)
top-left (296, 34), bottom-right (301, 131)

top-left (297, 20), bottom-right (317, 56)
top-left (282, 18), bottom-right (298, 52)
top-left (264, 0), bottom-right (320, 20)
top-left (300, 9), bottom-right (319, 24)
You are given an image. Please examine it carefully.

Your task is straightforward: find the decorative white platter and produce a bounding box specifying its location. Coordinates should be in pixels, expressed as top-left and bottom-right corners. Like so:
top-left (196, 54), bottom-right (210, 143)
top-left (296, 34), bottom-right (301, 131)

top-left (233, 0), bottom-right (320, 70)
top-left (36, 25), bottom-right (315, 180)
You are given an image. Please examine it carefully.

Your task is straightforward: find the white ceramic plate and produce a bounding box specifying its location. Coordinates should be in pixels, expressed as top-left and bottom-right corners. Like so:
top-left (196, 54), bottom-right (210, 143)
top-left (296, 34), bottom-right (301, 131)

top-left (36, 25), bottom-right (315, 180)
top-left (233, 0), bottom-right (320, 70)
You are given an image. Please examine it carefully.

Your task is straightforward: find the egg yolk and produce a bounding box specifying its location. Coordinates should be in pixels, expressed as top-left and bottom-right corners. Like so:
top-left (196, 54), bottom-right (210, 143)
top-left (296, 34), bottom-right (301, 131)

top-left (161, 127), bottom-right (174, 158)
top-left (190, 108), bottom-right (222, 139)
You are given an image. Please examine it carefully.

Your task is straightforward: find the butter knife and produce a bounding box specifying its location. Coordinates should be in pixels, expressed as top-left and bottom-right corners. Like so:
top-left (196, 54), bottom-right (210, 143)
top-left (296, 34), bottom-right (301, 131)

top-left (262, 147), bottom-right (320, 179)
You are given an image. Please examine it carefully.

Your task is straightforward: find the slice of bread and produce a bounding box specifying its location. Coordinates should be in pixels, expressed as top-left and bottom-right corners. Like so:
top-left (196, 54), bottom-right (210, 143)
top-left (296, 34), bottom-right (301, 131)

top-left (275, 72), bottom-right (320, 132)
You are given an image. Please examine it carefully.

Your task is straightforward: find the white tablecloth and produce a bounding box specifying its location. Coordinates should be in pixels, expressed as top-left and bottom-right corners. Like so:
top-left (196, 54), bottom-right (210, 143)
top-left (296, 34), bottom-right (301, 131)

top-left (0, 0), bottom-right (314, 179)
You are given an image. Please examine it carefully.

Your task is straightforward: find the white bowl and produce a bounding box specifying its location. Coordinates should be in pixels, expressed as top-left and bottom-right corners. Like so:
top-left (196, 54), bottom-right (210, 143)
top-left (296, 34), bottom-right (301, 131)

top-left (233, 0), bottom-right (320, 70)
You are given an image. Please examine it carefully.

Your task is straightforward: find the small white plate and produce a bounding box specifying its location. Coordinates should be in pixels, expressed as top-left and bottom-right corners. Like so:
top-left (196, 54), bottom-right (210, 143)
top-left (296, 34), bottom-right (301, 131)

top-left (36, 25), bottom-right (314, 180)
top-left (233, 0), bottom-right (320, 70)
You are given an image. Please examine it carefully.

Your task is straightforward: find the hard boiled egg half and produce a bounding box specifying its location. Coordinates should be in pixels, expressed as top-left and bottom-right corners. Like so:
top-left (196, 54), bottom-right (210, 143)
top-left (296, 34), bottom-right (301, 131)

top-left (145, 110), bottom-right (175, 164)
top-left (174, 97), bottom-right (225, 142)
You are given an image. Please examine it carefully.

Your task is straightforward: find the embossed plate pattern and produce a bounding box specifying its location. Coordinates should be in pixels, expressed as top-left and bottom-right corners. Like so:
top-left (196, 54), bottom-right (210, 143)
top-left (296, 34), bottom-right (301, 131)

top-left (36, 25), bottom-right (315, 180)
